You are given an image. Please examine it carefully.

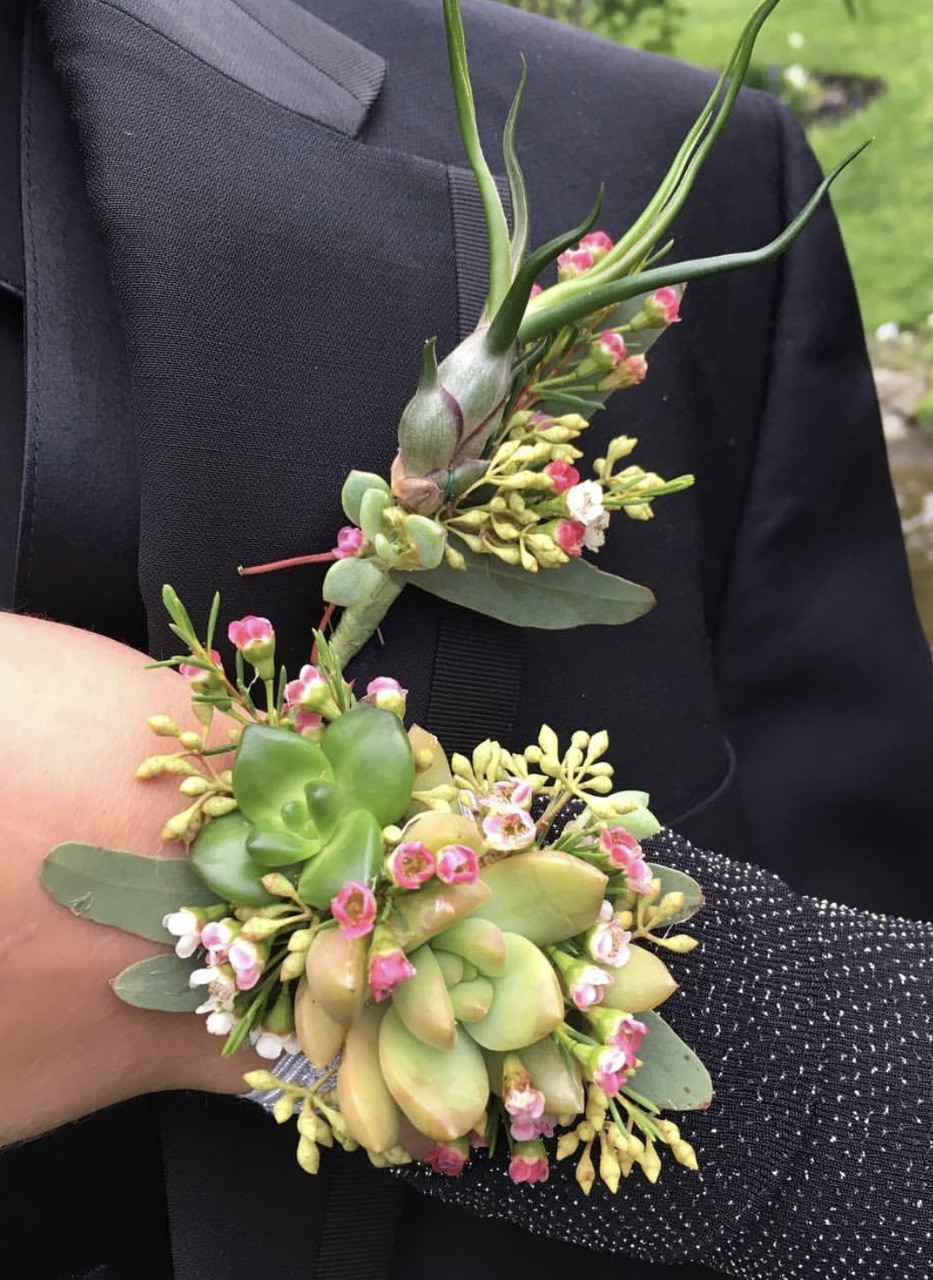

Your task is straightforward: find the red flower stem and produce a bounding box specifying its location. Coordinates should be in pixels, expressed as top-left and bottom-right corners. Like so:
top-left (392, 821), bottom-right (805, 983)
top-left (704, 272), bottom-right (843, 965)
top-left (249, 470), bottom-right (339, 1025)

top-left (238, 551), bottom-right (338, 576)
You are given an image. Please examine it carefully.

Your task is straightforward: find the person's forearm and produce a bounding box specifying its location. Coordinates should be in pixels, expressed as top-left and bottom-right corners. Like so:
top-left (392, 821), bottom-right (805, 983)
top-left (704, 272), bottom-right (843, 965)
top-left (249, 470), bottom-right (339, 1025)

top-left (0, 613), bottom-right (248, 1144)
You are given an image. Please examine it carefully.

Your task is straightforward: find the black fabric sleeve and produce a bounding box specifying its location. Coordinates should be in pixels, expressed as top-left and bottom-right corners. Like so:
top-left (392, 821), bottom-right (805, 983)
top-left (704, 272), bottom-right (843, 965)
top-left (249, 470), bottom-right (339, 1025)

top-left (709, 97), bottom-right (933, 918)
top-left (394, 830), bottom-right (933, 1278)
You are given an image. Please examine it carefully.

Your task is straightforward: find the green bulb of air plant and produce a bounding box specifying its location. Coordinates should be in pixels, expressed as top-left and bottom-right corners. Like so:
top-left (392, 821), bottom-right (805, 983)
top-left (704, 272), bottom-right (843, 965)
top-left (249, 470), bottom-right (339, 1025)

top-left (391, 331), bottom-right (514, 516)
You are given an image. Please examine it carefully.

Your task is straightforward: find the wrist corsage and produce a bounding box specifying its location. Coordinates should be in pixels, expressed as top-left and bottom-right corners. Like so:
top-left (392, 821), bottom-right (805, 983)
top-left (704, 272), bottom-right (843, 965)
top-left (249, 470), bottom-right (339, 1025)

top-left (41, 0), bottom-right (865, 1198)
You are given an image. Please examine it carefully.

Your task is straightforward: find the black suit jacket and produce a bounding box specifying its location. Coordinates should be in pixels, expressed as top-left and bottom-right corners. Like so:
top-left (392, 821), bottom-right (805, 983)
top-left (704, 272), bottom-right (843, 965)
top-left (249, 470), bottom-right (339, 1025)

top-left (2, 1), bottom-right (932, 1277)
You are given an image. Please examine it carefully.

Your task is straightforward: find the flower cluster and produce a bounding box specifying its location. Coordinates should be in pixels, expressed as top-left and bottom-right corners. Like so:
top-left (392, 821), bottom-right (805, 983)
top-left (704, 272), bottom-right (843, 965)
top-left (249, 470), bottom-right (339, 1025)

top-left (128, 608), bottom-right (709, 1194)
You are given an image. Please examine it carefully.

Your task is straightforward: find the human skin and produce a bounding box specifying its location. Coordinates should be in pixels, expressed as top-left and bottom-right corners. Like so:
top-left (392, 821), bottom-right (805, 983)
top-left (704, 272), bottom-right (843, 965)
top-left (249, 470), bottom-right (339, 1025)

top-left (0, 613), bottom-right (250, 1144)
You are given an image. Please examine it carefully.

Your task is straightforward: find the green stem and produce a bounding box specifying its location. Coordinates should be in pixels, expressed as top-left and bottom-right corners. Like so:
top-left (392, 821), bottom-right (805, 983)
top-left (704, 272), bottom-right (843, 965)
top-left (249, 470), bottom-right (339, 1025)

top-left (328, 572), bottom-right (405, 667)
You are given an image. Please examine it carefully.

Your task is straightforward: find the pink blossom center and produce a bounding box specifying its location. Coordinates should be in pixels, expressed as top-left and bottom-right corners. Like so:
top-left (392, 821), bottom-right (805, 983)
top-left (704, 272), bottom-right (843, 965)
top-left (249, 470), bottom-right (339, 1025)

top-left (387, 841), bottom-right (436, 890)
top-left (436, 843), bottom-right (480, 885)
top-left (331, 881), bottom-right (377, 939)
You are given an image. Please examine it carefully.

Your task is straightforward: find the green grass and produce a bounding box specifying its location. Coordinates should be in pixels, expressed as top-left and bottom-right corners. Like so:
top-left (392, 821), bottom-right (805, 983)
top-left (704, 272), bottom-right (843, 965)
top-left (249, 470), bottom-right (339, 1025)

top-left (670, 0), bottom-right (933, 332)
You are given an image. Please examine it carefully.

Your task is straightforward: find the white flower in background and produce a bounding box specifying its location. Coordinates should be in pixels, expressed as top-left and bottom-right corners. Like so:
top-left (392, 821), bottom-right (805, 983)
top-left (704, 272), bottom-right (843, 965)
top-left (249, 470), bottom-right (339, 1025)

top-left (784, 64), bottom-right (809, 92)
top-left (787, 31), bottom-right (805, 49)
top-left (875, 321), bottom-right (901, 343)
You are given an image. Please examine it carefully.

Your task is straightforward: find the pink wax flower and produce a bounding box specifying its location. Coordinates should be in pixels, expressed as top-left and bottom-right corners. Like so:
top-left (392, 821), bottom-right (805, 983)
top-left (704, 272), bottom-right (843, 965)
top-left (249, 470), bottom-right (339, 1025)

top-left (491, 778), bottom-right (534, 811)
top-left (594, 330), bottom-right (628, 368)
top-left (482, 805), bottom-right (537, 852)
top-left (590, 1043), bottom-right (630, 1096)
top-left (386, 840), bottom-right (436, 890)
top-left (200, 917), bottom-right (238, 966)
top-left (610, 1013), bottom-right (648, 1067)
top-left (424, 1138), bottom-right (470, 1177)
top-left (366, 676), bottom-right (407, 717)
top-left (603, 352), bottom-right (648, 391)
top-left (228, 936), bottom-right (266, 991)
top-left (580, 230), bottom-right (613, 258)
top-left (567, 961), bottom-right (613, 1011)
top-left (544, 460), bottom-right (581, 494)
top-left (284, 664), bottom-right (338, 718)
top-left (331, 881), bottom-right (377, 939)
top-left (368, 944), bottom-right (417, 1002)
top-left (178, 649), bottom-right (223, 690)
top-left (293, 709), bottom-right (324, 737)
top-left (644, 286), bottom-right (682, 327)
top-left (600, 828), bottom-right (654, 894)
top-left (227, 615), bottom-right (275, 679)
top-left (554, 518), bottom-right (586, 557)
top-left (436, 843), bottom-right (480, 885)
top-left (503, 1067), bottom-right (548, 1142)
top-left (508, 1141), bottom-right (549, 1184)
top-left (529, 282), bottom-right (543, 299)
top-left (332, 525), bottom-right (365, 558)
top-left (556, 247), bottom-right (594, 278)
top-left (586, 901), bottom-right (632, 968)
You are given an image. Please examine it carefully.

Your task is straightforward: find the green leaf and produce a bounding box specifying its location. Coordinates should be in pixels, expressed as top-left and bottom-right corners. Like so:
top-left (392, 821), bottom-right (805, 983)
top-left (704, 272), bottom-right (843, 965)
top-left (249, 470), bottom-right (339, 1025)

top-left (322, 705), bottom-right (415, 827)
top-left (442, 0), bottom-right (511, 314)
top-left (111, 954), bottom-right (202, 1012)
top-left (205, 591), bottom-right (221, 652)
top-left (233, 724), bottom-right (332, 827)
top-left (161, 584), bottom-right (196, 641)
top-left (503, 59), bottom-right (530, 270)
top-left (645, 862), bottom-right (705, 924)
top-left (324, 556), bottom-right (388, 609)
top-left (41, 843), bottom-right (222, 942)
top-left (404, 550), bottom-right (655, 630)
top-left (625, 1010), bottom-right (713, 1111)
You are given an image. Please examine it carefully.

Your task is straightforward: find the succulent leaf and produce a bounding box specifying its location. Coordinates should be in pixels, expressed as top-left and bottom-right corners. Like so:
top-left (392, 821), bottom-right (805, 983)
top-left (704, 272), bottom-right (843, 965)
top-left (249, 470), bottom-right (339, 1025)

top-left (337, 1005), bottom-right (402, 1153)
top-left (432, 916), bottom-right (508, 977)
top-left (464, 932), bottom-right (564, 1050)
top-left (391, 944), bottom-right (456, 1050)
top-left (189, 811), bottom-right (278, 907)
top-left (473, 850), bottom-right (606, 945)
top-left (294, 976), bottom-right (346, 1068)
top-left (379, 1006), bottom-right (489, 1142)
top-left (304, 929), bottom-right (367, 1026)
top-left (602, 944), bottom-right (679, 1013)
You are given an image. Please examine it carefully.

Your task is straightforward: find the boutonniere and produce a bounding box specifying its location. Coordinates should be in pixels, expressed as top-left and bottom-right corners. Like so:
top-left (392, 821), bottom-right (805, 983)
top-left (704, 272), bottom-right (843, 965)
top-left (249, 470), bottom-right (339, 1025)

top-left (239, 0), bottom-right (863, 667)
top-left (41, 0), bottom-right (864, 1195)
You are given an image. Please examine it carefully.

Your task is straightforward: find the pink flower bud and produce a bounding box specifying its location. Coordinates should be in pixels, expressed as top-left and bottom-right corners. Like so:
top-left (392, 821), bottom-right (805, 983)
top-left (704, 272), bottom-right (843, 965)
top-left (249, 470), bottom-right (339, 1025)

top-left (508, 1141), bottom-right (549, 1184)
top-left (589, 1043), bottom-right (629, 1096)
top-left (529, 282), bottom-right (543, 299)
top-left (386, 840), bottom-right (436, 890)
top-left (331, 881), bottom-right (377, 939)
top-left (368, 944), bottom-right (417, 1002)
top-left (228, 936), bottom-right (266, 991)
top-left (556, 247), bottom-right (594, 279)
top-left (366, 676), bottom-right (407, 717)
top-left (602, 353), bottom-right (648, 391)
top-left (424, 1137), bottom-right (470, 1176)
top-left (178, 649), bottom-right (223, 690)
top-left (568, 961), bottom-right (613, 1011)
top-left (435, 843), bottom-right (480, 885)
top-left (227, 616), bottom-right (275, 678)
top-left (332, 526), bottom-right (366, 559)
top-left (481, 806), bottom-right (537, 853)
top-left (594, 330), bottom-right (628, 368)
top-left (200, 917), bottom-right (237, 966)
top-left (553, 518), bottom-right (586, 557)
top-left (580, 230), bottom-right (613, 259)
top-left (284, 664), bottom-right (338, 718)
top-left (544, 460), bottom-right (581, 494)
top-left (644, 286), bottom-right (682, 327)
top-left (599, 829), bottom-right (653, 894)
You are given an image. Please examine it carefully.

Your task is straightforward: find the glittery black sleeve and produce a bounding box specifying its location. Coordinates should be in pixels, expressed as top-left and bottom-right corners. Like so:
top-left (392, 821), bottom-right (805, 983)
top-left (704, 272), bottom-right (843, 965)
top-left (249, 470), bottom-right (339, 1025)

top-left (398, 831), bottom-right (933, 1277)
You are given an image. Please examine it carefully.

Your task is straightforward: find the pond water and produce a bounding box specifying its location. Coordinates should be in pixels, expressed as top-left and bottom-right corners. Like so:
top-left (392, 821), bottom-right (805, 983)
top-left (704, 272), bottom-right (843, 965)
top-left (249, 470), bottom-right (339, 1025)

top-left (890, 442), bottom-right (933, 644)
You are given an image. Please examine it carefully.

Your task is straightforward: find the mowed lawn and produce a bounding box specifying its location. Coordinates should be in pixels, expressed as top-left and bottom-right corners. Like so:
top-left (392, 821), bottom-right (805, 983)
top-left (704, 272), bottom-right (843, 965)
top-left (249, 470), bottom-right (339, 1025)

top-left (671, 0), bottom-right (933, 332)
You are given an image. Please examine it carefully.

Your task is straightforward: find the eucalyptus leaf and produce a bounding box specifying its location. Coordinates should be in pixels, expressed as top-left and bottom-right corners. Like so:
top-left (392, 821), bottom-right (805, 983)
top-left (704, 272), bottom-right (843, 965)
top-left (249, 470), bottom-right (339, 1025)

top-left (625, 1009), bottom-right (713, 1111)
top-left (645, 861), bottom-right (705, 924)
top-left (41, 843), bottom-right (222, 943)
top-left (404, 551), bottom-right (655, 631)
top-left (111, 954), bottom-right (202, 1012)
